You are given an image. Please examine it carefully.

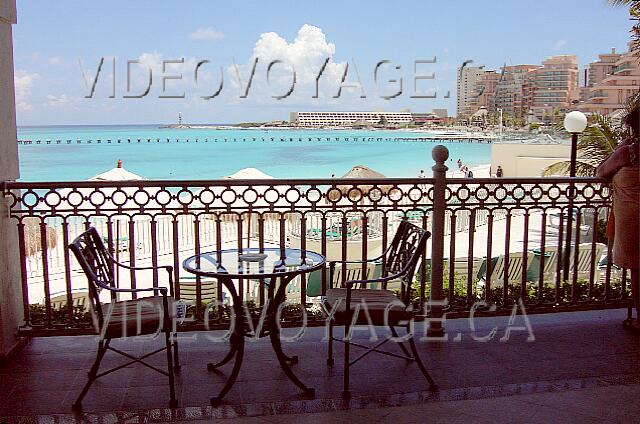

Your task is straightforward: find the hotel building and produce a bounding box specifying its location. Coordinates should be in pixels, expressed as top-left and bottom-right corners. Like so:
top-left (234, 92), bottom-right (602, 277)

top-left (459, 56), bottom-right (580, 121)
top-left (527, 55), bottom-right (580, 119)
top-left (581, 47), bottom-right (640, 117)
top-left (469, 70), bottom-right (500, 112)
top-left (456, 65), bottom-right (486, 118)
top-left (493, 65), bottom-right (540, 118)
top-left (289, 111), bottom-right (414, 127)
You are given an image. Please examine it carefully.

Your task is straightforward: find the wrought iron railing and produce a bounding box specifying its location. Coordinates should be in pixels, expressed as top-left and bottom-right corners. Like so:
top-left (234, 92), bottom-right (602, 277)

top-left (2, 147), bottom-right (622, 335)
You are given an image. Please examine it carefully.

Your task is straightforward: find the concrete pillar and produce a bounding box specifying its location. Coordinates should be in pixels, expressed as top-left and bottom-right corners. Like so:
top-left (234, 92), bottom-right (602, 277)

top-left (0, 0), bottom-right (24, 360)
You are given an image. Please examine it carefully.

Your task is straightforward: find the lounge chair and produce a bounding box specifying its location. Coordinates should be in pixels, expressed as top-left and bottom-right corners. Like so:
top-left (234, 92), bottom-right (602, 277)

top-left (479, 251), bottom-right (535, 286)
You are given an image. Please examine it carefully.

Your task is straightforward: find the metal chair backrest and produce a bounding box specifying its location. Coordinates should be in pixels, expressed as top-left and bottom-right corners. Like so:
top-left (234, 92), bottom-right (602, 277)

top-left (68, 227), bottom-right (115, 330)
top-left (382, 220), bottom-right (431, 302)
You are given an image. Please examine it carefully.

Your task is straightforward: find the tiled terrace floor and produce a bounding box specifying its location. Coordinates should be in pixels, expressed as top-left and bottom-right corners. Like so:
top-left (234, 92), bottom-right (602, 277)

top-left (1, 308), bottom-right (640, 423)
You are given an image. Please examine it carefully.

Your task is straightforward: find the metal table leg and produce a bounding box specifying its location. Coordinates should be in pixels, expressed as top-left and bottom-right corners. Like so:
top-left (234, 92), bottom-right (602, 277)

top-left (267, 275), bottom-right (315, 398)
top-left (210, 277), bottom-right (245, 405)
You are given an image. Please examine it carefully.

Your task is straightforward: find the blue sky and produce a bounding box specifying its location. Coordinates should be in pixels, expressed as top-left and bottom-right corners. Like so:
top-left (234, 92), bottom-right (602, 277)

top-left (12, 0), bottom-right (633, 125)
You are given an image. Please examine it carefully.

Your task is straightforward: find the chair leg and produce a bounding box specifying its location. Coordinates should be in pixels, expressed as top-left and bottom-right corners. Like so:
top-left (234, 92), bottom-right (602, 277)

top-left (407, 335), bottom-right (437, 391)
top-left (72, 339), bottom-right (109, 411)
top-left (389, 325), bottom-right (413, 361)
top-left (327, 320), bottom-right (334, 366)
top-left (165, 329), bottom-right (178, 408)
top-left (173, 333), bottom-right (181, 371)
top-left (342, 323), bottom-right (350, 399)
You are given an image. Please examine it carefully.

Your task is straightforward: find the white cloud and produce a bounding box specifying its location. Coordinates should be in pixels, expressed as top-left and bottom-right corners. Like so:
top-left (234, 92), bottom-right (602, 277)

top-left (14, 70), bottom-right (39, 112)
top-left (45, 94), bottom-right (73, 108)
top-left (553, 39), bottom-right (567, 51)
top-left (48, 56), bottom-right (63, 65)
top-left (230, 24), bottom-right (351, 104)
top-left (189, 27), bottom-right (224, 41)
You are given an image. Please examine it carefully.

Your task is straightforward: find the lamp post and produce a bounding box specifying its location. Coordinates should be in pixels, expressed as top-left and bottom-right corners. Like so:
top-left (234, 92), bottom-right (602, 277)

top-left (562, 111), bottom-right (588, 282)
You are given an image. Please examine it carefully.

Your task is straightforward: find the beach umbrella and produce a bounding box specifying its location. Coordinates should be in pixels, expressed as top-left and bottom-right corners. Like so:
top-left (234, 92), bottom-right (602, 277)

top-left (327, 165), bottom-right (395, 202)
top-left (224, 167), bottom-right (274, 180)
top-left (88, 159), bottom-right (145, 181)
top-left (222, 168), bottom-right (281, 246)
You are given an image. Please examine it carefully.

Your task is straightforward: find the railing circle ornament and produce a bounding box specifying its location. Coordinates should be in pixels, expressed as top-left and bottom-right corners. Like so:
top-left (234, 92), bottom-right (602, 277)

top-left (197, 188), bottom-right (215, 206)
top-left (346, 187), bottom-right (363, 202)
top-left (89, 190), bottom-right (107, 207)
top-left (156, 188), bottom-right (173, 206)
top-left (111, 188), bottom-right (129, 207)
top-left (494, 186), bottom-right (508, 201)
top-left (408, 187), bottom-right (423, 201)
top-left (133, 189), bottom-right (150, 206)
top-left (263, 187), bottom-right (281, 204)
top-left (242, 188), bottom-right (259, 204)
top-left (219, 188), bottom-right (237, 206)
top-left (582, 185), bottom-right (595, 200)
top-left (178, 189), bottom-right (195, 206)
top-left (367, 187), bottom-right (382, 202)
top-left (285, 188), bottom-right (301, 204)
top-left (513, 185), bottom-right (526, 201)
top-left (530, 184), bottom-right (543, 201)
top-left (22, 190), bottom-right (40, 208)
top-left (456, 186), bottom-right (470, 201)
top-left (388, 186), bottom-right (403, 202)
top-left (305, 187), bottom-right (322, 203)
top-left (43, 190), bottom-right (62, 208)
top-left (67, 189), bottom-right (86, 208)
top-left (548, 185), bottom-right (562, 201)
top-left (475, 186), bottom-right (490, 201)
top-left (326, 188), bottom-right (342, 203)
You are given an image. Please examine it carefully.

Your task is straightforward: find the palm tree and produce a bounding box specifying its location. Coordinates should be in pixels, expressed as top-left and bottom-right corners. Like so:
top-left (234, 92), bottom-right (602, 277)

top-left (607, 0), bottom-right (640, 55)
top-left (543, 114), bottom-right (624, 176)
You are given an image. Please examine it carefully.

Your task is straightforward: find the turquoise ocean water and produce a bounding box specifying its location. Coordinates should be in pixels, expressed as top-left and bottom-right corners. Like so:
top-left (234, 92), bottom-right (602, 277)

top-left (16, 125), bottom-right (492, 182)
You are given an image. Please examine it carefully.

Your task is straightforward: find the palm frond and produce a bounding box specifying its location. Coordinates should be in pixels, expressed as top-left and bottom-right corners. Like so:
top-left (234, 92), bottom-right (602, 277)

top-left (543, 114), bottom-right (623, 177)
top-left (607, 0), bottom-right (633, 6)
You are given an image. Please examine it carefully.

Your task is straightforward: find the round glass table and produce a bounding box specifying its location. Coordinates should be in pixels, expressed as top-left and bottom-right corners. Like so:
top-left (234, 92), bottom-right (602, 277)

top-left (182, 247), bottom-right (325, 405)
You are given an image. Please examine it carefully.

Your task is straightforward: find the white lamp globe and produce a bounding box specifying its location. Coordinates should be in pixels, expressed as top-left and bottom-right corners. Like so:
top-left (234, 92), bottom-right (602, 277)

top-left (564, 111), bottom-right (588, 134)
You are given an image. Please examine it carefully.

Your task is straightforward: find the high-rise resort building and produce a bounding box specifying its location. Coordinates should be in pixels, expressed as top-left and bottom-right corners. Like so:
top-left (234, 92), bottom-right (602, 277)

top-left (469, 70), bottom-right (500, 113)
top-left (289, 111), bottom-right (413, 127)
top-left (493, 65), bottom-right (540, 118)
top-left (456, 65), bottom-right (486, 118)
top-left (460, 56), bottom-right (580, 121)
top-left (581, 46), bottom-right (640, 117)
top-left (527, 55), bottom-right (579, 120)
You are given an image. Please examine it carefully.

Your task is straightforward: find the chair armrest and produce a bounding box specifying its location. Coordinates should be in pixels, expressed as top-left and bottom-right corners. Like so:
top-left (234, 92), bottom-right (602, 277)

top-left (343, 272), bottom-right (404, 289)
top-left (110, 257), bottom-right (174, 296)
top-left (94, 285), bottom-right (169, 296)
top-left (112, 259), bottom-right (173, 274)
top-left (328, 258), bottom-right (383, 266)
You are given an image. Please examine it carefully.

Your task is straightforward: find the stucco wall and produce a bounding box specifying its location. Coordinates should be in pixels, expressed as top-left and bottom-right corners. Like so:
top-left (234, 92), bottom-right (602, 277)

top-left (491, 143), bottom-right (571, 177)
top-left (0, 0), bottom-right (23, 359)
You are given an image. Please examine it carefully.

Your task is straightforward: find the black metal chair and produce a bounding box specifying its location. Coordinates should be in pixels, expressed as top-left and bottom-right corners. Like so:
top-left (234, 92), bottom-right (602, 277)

top-left (324, 220), bottom-right (437, 398)
top-left (68, 227), bottom-right (180, 410)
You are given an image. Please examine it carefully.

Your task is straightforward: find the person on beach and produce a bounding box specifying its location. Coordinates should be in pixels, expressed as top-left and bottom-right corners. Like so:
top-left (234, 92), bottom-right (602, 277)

top-left (496, 166), bottom-right (504, 177)
top-left (596, 106), bottom-right (640, 330)
top-left (418, 170), bottom-right (425, 178)
top-left (457, 159), bottom-right (462, 169)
